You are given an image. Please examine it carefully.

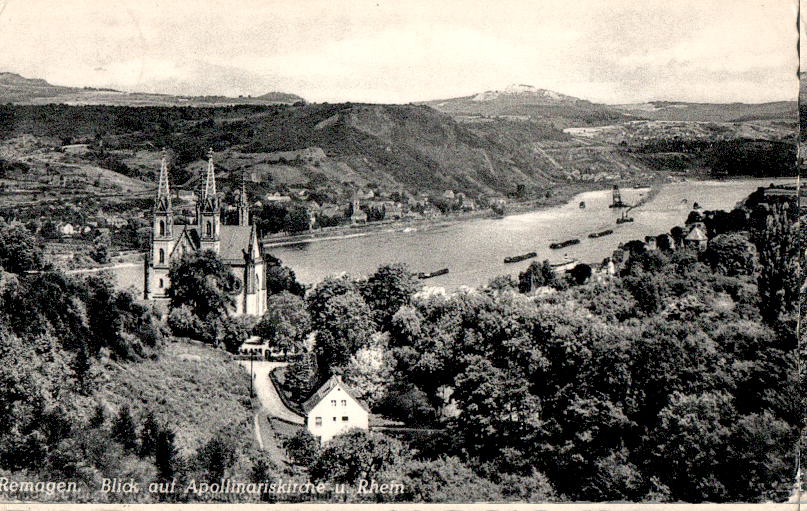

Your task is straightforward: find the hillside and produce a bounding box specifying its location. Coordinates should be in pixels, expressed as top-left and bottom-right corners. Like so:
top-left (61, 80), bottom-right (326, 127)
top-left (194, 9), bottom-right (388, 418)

top-left (0, 72), bottom-right (304, 106)
top-left (612, 100), bottom-right (798, 122)
top-left (0, 102), bottom-right (659, 199)
top-left (423, 84), bottom-right (797, 124)
top-left (97, 340), bottom-right (255, 456)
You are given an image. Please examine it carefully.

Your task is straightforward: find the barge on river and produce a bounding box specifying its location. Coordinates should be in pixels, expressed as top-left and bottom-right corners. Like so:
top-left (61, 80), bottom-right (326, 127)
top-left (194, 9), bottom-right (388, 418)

top-left (418, 268), bottom-right (449, 279)
top-left (588, 229), bottom-right (614, 238)
top-left (504, 251), bottom-right (537, 264)
top-left (549, 239), bottom-right (580, 250)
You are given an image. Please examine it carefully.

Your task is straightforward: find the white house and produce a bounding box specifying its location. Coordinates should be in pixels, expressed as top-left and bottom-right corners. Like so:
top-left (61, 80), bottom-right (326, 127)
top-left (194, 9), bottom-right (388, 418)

top-left (302, 375), bottom-right (369, 444)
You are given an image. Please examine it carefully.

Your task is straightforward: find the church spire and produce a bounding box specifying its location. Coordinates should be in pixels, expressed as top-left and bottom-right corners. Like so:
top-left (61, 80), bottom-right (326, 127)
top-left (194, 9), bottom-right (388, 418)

top-left (237, 165), bottom-right (250, 226)
top-left (203, 148), bottom-right (217, 201)
top-left (155, 150), bottom-right (171, 211)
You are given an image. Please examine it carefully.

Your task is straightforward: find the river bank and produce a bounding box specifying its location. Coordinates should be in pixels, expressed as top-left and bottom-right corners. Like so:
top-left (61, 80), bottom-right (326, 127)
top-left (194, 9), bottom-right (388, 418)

top-left (262, 178), bottom-right (667, 248)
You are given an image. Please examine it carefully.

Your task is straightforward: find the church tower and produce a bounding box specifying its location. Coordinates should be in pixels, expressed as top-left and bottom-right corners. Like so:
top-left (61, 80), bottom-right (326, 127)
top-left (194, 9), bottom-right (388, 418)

top-left (237, 166), bottom-right (250, 226)
top-left (146, 151), bottom-right (174, 299)
top-left (198, 148), bottom-right (221, 253)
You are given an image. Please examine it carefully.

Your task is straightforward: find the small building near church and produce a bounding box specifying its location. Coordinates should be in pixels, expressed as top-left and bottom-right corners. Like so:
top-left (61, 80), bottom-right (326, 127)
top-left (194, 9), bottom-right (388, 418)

top-left (684, 225), bottom-right (708, 251)
top-left (302, 375), bottom-right (369, 444)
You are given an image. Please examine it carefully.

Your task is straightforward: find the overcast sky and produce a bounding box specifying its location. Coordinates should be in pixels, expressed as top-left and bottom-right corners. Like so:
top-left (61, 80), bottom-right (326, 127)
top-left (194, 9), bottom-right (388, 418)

top-left (0, 0), bottom-right (798, 104)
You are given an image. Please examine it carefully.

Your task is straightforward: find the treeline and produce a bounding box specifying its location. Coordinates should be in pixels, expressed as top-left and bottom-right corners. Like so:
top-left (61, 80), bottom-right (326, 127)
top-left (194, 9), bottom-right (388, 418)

top-left (631, 138), bottom-right (796, 177)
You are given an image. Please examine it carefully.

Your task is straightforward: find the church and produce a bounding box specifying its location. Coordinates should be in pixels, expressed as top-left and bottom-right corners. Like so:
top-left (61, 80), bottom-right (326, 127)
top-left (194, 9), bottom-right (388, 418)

top-left (143, 150), bottom-right (267, 316)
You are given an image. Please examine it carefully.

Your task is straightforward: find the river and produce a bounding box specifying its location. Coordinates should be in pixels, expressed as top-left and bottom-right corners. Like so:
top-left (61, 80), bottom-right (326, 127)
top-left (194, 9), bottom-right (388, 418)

top-left (110, 178), bottom-right (793, 295)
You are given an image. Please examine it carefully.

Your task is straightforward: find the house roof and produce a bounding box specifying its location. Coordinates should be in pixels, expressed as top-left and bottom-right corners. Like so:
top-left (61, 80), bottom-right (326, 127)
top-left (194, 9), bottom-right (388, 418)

top-left (301, 375), bottom-right (370, 414)
top-left (685, 226), bottom-right (707, 241)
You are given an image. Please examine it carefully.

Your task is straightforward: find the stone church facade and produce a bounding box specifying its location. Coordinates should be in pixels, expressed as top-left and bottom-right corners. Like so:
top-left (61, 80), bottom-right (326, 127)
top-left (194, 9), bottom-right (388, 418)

top-left (144, 151), bottom-right (267, 316)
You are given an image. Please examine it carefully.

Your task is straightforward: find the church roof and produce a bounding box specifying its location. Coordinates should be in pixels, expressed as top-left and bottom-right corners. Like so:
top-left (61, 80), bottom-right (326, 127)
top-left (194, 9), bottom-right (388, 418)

top-left (218, 225), bottom-right (255, 262)
top-left (302, 375), bottom-right (370, 414)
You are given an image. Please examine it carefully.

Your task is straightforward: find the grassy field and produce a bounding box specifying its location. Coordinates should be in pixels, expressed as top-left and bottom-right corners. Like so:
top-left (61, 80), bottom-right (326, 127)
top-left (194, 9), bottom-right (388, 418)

top-left (97, 339), bottom-right (255, 456)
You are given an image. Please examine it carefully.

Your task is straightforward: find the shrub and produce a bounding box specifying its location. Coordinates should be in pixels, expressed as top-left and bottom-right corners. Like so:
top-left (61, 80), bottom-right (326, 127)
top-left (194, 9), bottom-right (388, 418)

top-left (283, 429), bottom-right (320, 468)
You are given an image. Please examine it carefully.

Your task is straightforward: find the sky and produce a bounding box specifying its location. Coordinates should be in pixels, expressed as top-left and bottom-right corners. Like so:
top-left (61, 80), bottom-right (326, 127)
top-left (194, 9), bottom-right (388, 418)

top-left (0, 0), bottom-right (799, 104)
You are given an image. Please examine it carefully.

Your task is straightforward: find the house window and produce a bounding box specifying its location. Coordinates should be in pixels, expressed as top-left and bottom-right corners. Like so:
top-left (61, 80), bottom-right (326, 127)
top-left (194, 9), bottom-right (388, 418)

top-left (332, 417), bottom-right (337, 422)
top-left (206, 220), bottom-right (212, 236)
top-left (159, 220), bottom-right (165, 236)
top-left (315, 417), bottom-right (322, 427)
top-left (342, 416), bottom-right (349, 422)
top-left (341, 400), bottom-right (347, 407)
top-left (331, 400), bottom-right (336, 406)
top-left (158, 278), bottom-right (164, 288)
top-left (158, 248), bottom-right (165, 264)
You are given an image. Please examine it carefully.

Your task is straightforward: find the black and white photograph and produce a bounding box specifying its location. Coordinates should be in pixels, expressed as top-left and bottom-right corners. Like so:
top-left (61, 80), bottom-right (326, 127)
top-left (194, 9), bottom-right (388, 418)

top-left (0, 0), bottom-right (803, 507)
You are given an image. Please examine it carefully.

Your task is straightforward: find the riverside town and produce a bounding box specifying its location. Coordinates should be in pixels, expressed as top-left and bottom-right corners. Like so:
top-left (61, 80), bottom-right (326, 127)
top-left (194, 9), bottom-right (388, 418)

top-left (0, 0), bottom-right (803, 506)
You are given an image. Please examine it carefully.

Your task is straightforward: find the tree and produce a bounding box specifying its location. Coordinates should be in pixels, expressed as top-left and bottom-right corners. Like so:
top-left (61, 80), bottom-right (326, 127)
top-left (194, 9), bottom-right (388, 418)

top-left (219, 316), bottom-right (250, 354)
top-left (308, 430), bottom-right (412, 487)
top-left (155, 426), bottom-right (181, 482)
top-left (518, 260), bottom-right (558, 293)
top-left (168, 250), bottom-right (237, 322)
top-left (753, 203), bottom-right (799, 325)
top-left (255, 292), bottom-right (311, 356)
top-left (250, 454), bottom-right (277, 502)
top-left (398, 457), bottom-right (503, 502)
top-left (342, 333), bottom-right (395, 409)
top-left (284, 207), bottom-right (310, 233)
top-left (0, 219), bottom-right (44, 273)
top-left (139, 411), bottom-right (160, 458)
top-left (652, 392), bottom-right (735, 502)
top-left (110, 405), bottom-right (139, 453)
top-left (283, 429), bottom-right (320, 468)
top-left (314, 290), bottom-right (377, 373)
top-left (264, 254), bottom-right (306, 296)
top-left (195, 431), bottom-right (237, 481)
top-left (569, 263), bottom-right (592, 285)
top-left (702, 233), bottom-right (757, 277)
top-left (90, 232), bottom-right (111, 264)
top-left (361, 264), bottom-right (420, 329)
top-left (284, 353), bottom-right (319, 401)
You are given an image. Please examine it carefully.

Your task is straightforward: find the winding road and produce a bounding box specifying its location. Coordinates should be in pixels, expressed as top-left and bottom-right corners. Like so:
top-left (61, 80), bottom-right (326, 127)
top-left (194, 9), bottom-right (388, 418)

top-left (239, 360), bottom-right (305, 424)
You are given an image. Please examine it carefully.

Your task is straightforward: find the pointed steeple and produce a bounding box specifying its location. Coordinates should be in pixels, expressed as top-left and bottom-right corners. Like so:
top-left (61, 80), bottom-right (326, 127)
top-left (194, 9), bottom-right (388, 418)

top-left (203, 147), bottom-right (217, 201)
top-left (155, 150), bottom-right (172, 211)
top-left (237, 165), bottom-right (250, 226)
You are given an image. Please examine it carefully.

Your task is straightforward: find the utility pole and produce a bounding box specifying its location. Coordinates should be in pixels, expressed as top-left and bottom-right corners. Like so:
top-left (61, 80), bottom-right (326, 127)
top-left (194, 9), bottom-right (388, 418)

top-left (250, 354), bottom-right (254, 398)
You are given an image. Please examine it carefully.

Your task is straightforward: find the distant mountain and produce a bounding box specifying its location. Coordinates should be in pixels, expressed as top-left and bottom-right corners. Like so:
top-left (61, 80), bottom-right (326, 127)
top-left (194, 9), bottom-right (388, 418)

top-left (423, 84), bottom-right (797, 125)
top-left (0, 72), bottom-right (304, 106)
top-left (612, 100), bottom-right (797, 122)
top-left (420, 84), bottom-right (636, 126)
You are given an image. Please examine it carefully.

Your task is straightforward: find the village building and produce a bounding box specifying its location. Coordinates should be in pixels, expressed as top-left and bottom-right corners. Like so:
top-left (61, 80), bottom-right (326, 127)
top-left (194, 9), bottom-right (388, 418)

top-left (144, 151), bottom-right (266, 316)
top-left (265, 192), bottom-right (292, 203)
top-left (350, 197), bottom-right (367, 224)
top-left (302, 375), bottom-right (369, 444)
top-left (684, 225), bottom-right (708, 250)
top-left (56, 222), bottom-right (75, 236)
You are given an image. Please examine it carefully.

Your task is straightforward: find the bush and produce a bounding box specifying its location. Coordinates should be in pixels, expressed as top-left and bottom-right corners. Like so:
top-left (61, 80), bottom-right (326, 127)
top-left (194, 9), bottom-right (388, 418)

top-left (283, 429), bottom-right (320, 468)
top-left (168, 305), bottom-right (199, 338)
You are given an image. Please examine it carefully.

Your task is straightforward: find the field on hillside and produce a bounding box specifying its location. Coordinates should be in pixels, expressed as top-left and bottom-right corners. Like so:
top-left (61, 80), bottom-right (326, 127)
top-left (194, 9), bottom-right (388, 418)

top-left (97, 339), bottom-right (254, 455)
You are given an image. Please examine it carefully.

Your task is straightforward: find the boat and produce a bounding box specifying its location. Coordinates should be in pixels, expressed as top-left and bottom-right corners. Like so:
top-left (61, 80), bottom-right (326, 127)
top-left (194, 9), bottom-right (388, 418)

top-left (550, 258), bottom-right (579, 270)
top-left (609, 185), bottom-right (629, 208)
top-left (616, 209), bottom-right (634, 224)
top-left (549, 239), bottom-right (580, 250)
top-left (588, 229), bottom-right (614, 238)
top-left (579, 201), bottom-right (586, 209)
top-left (417, 268), bottom-right (449, 279)
top-left (504, 251), bottom-right (537, 264)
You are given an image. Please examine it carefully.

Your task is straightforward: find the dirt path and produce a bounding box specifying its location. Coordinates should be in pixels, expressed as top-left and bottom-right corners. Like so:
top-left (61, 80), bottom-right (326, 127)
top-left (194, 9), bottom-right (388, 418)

top-left (239, 360), bottom-right (305, 424)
